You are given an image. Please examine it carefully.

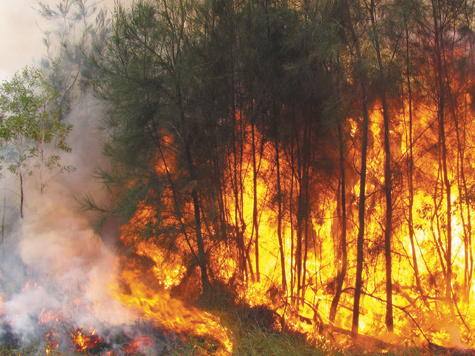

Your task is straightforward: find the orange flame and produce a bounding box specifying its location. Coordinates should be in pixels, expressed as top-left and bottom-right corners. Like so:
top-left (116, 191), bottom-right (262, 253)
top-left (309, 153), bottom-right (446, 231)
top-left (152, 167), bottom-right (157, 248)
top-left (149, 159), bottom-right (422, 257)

top-left (111, 270), bottom-right (233, 354)
top-left (124, 335), bottom-right (153, 354)
top-left (109, 78), bottom-right (475, 351)
top-left (45, 331), bottom-right (59, 355)
top-left (71, 328), bottom-right (102, 352)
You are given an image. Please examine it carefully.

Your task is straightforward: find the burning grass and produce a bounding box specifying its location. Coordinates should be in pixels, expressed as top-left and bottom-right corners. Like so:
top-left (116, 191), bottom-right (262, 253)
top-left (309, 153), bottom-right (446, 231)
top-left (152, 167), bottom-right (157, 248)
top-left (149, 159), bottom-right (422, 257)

top-left (0, 322), bottom-right (447, 356)
top-left (0, 287), bottom-right (468, 356)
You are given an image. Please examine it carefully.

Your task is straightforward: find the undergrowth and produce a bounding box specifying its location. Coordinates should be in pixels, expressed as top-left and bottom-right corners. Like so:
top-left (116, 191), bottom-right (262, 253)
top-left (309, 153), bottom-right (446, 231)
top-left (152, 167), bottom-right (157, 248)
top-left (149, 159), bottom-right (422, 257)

top-left (0, 336), bottom-right (437, 356)
top-left (0, 292), bottom-right (442, 356)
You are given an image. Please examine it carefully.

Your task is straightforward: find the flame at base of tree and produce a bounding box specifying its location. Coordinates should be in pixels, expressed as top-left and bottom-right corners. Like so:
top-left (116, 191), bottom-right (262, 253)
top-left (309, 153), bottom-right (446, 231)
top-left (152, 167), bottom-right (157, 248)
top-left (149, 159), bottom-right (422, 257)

top-left (110, 201), bottom-right (235, 354)
top-left (110, 269), bottom-right (233, 354)
top-left (111, 95), bottom-right (475, 351)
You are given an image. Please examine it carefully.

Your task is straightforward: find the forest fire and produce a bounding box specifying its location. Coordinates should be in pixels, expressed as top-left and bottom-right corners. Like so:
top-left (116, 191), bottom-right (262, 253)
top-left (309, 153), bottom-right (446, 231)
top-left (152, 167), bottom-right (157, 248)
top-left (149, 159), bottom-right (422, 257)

top-left (1, 0), bottom-right (475, 354)
top-left (107, 90), bottom-right (475, 351)
top-left (0, 277), bottom-right (230, 355)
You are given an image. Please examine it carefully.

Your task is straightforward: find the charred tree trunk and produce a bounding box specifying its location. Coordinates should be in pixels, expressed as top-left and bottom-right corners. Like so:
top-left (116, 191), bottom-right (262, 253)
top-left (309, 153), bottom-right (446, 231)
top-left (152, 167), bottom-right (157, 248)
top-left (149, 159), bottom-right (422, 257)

top-left (232, 96), bottom-right (248, 282)
top-left (296, 182), bottom-right (304, 299)
top-left (273, 105), bottom-right (287, 292)
top-left (296, 120), bottom-right (311, 302)
top-left (431, 0), bottom-right (454, 312)
top-left (251, 117), bottom-right (260, 283)
top-left (184, 142), bottom-right (211, 293)
top-left (330, 120), bottom-right (348, 323)
top-left (174, 61), bottom-right (211, 291)
top-left (342, 0), bottom-right (370, 337)
top-left (369, 0), bottom-right (393, 332)
top-left (289, 113), bottom-right (297, 299)
top-left (302, 125), bottom-right (311, 302)
top-left (352, 79), bottom-right (369, 338)
top-left (404, 17), bottom-right (423, 297)
top-left (382, 92), bottom-right (394, 333)
top-left (156, 143), bottom-right (201, 277)
top-left (352, 71), bottom-right (370, 339)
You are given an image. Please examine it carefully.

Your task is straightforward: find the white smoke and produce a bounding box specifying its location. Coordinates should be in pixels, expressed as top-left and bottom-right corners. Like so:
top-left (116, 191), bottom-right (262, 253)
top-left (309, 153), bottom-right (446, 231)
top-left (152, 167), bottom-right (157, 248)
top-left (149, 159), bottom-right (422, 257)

top-left (0, 94), bottom-right (136, 348)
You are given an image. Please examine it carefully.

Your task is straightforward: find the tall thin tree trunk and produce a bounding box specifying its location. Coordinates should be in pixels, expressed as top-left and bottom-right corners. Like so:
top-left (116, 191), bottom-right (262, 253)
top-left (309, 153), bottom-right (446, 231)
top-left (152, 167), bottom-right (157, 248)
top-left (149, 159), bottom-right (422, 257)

top-left (382, 92), bottom-right (394, 332)
top-left (19, 170), bottom-right (24, 219)
top-left (295, 120), bottom-right (311, 302)
top-left (289, 115), bottom-right (296, 300)
top-left (273, 105), bottom-right (287, 292)
top-left (368, 0), bottom-right (393, 332)
top-left (301, 124), bottom-right (311, 301)
top-left (431, 0), bottom-right (453, 312)
top-left (251, 117), bottom-right (260, 283)
top-left (342, 0), bottom-right (370, 338)
top-left (293, 111), bottom-right (304, 303)
top-left (404, 18), bottom-right (423, 296)
top-left (296, 188), bottom-right (303, 299)
top-left (185, 142), bottom-right (211, 292)
top-left (232, 102), bottom-right (247, 282)
top-left (176, 73), bottom-right (211, 291)
top-left (352, 83), bottom-right (369, 338)
top-left (330, 121), bottom-right (348, 323)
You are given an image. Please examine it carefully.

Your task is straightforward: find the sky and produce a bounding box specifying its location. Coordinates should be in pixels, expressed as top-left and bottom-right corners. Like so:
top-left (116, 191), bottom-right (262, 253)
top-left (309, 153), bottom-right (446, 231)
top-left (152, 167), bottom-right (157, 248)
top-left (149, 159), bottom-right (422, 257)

top-left (0, 0), bottom-right (49, 80)
top-left (0, 0), bottom-right (124, 81)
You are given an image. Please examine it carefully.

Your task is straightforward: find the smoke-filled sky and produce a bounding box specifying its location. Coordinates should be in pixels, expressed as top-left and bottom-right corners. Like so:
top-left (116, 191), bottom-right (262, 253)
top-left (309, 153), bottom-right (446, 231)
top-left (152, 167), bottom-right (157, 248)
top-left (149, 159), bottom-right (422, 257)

top-left (0, 0), bottom-right (47, 80)
top-left (0, 0), bottom-right (125, 81)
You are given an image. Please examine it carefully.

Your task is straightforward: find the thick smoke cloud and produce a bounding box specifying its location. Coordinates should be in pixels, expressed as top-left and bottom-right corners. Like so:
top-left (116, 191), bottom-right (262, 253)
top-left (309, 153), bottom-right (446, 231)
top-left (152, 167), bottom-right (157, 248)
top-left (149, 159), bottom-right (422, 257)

top-left (0, 94), bottom-right (136, 348)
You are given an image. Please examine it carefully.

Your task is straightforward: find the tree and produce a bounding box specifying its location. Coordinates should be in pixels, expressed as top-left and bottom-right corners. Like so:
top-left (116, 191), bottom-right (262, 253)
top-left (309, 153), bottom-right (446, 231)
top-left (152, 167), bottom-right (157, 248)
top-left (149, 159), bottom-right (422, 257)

top-left (367, 0), bottom-right (397, 333)
top-left (38, 0), bottom-right (110, 118)
top-left (412, 0), bottom-right (474, 319)
top-left (0, 66), bottom-right (73, 218)
top-left (339, 0), bottom-right (372, 337)
top-left (92, 0), bottom-right (225, 292)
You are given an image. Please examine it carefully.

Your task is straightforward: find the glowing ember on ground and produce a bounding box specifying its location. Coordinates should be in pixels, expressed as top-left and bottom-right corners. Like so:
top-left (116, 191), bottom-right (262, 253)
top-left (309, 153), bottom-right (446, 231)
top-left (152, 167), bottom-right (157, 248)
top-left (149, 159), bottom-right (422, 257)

top-left (45, 331), bottom-right (59, 355)
top-left (71, 328), bottom-right (102, 352)
top-left (123, 335), bottom-right (153, 354)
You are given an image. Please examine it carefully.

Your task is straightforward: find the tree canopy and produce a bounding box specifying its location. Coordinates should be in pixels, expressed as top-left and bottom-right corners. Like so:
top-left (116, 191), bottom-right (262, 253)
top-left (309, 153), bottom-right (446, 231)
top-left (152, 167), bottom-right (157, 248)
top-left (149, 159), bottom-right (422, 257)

top-left (38, 0), bottom-right (475, 346)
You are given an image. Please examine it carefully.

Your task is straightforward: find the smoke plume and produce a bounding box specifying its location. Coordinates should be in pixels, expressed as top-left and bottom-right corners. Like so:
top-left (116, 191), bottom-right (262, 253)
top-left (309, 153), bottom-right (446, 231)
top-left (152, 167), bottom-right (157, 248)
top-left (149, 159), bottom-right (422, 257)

top-left (0, 94), bottom-right (136, 349)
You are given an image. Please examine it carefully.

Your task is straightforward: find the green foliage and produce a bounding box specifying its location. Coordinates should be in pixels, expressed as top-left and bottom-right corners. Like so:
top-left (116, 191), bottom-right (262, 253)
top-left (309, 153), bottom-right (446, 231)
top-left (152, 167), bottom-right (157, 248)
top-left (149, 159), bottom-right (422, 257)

top-left (0, 66), bottom-right (73, 168)
top-left (0, 66), bottom-right (74, 215)
top-left (89, 0), bottom-right (236, 277)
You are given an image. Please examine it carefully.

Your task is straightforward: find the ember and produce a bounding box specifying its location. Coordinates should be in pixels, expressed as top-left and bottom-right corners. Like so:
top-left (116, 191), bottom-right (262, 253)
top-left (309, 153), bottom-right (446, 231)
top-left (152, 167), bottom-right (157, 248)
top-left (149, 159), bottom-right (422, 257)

top-left (71, 328), bottom-right (102, 352)
top-left (123, 335), bottom-right (152, 354)
top-left (45, 331), bottom-right (59, 355)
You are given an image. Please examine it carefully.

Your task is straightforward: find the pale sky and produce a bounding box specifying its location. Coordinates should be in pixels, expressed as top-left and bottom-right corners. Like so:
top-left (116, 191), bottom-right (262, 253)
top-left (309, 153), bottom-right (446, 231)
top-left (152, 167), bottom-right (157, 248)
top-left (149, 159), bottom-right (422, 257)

top-left (0, 0), bottom-right (48, 80)
top-left (0, 0), bottom-right (125, 81)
